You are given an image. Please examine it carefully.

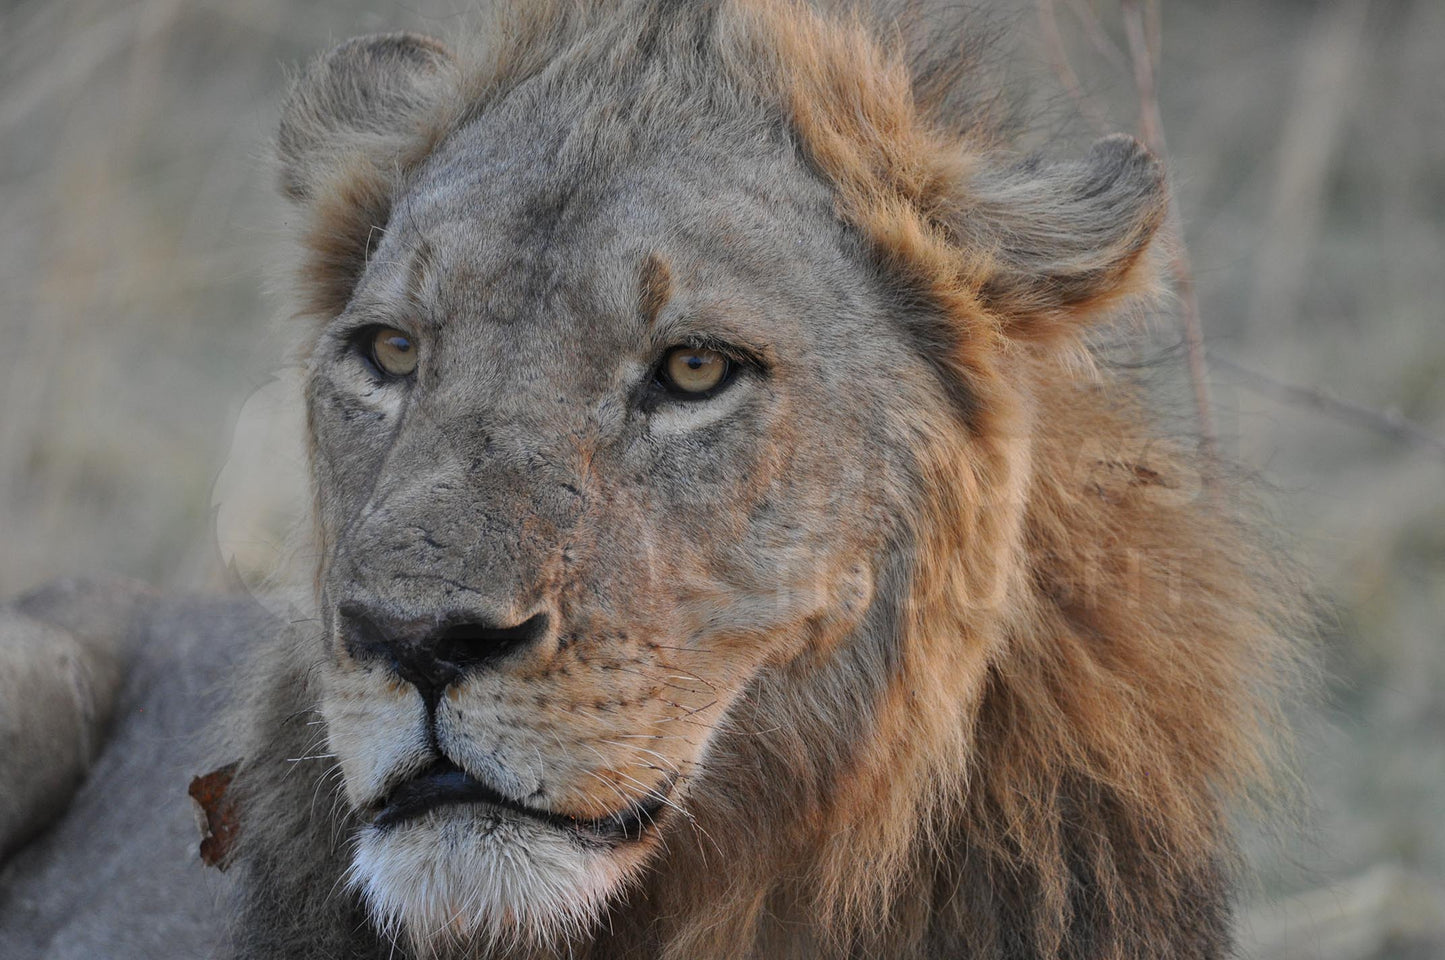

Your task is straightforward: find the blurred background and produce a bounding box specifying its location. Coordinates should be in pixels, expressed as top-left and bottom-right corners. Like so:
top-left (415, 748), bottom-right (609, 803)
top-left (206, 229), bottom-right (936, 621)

top-left (0, 0), bottom-right (1440, 956)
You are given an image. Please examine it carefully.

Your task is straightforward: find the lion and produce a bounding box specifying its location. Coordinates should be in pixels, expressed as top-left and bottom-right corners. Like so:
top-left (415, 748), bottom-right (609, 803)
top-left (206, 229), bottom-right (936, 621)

top-left (0, 1), bottom-right (1301, 958)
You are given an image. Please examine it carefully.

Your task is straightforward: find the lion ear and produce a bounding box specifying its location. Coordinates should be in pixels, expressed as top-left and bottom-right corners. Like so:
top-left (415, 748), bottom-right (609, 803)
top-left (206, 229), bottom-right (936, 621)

top-left (278, 33), bottom-right (455, 202)
top-left (277, 33), bottom-right (456, 315)
top-left (960, 135), bottom-right (1169, 342)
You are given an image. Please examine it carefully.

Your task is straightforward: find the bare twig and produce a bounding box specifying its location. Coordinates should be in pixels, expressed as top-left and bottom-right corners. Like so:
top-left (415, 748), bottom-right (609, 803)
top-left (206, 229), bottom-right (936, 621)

top-left (1121, 0), bottom-right (1217, 461)
top-left (1143, 0), bottom-right (1163, 71)
top-left (1060, 0), bottom-right (1126, 71)
top-left (1211, 355), bottom-right (1445, 461)
top-left (1036, 0), bottom-right (1110, 133)
top-left (1249, 0), bottom-right (1370, 332)
top-left (1121, 0), bottom-right (1164, 154)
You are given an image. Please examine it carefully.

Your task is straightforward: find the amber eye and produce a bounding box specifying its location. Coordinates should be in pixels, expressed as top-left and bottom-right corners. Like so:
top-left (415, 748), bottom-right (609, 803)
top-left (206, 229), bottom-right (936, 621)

top-left (660, 346), bottom-right (730, 397)
top-left (368, 327), bottom-right (418, 378)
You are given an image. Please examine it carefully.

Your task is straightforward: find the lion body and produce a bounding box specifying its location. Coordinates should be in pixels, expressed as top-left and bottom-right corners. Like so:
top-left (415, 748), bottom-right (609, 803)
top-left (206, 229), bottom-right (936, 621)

top-left (0, 586), bottom-right (268, 959)
top-left (0, 2), bottom-right (1300, 958)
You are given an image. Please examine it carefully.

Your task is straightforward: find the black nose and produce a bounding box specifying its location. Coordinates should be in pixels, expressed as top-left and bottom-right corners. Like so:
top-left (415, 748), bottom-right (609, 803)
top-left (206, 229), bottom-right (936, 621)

top-left (337, 601), bottom-right (550, 705)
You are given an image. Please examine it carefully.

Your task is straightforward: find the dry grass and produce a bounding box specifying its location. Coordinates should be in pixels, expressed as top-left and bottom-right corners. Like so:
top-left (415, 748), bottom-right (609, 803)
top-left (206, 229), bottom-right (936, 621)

top-left (1, 0), bottom-right (1440, 956)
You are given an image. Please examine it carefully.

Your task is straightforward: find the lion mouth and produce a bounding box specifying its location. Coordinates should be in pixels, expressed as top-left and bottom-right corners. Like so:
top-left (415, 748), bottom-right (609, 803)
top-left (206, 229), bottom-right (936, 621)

top-left (370, 759), bottom-right (671, 844)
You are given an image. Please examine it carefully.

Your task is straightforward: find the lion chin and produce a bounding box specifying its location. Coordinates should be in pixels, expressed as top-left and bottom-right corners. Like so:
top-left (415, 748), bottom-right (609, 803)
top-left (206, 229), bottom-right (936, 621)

top-left (349, 809), bottom-right (644, 954)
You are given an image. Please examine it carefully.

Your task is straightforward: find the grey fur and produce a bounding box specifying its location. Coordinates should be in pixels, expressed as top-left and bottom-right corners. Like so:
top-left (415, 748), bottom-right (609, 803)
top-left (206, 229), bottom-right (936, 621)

top-left (0, 584), bottom-right (273, 958)
top-left (0, 581), bottom-right (138, 863)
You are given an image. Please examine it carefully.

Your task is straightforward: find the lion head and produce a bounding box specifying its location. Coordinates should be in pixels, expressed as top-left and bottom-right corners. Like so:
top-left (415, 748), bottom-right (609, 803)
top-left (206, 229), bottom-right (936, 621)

top-left (228, 3), bottom-right (1298, 957)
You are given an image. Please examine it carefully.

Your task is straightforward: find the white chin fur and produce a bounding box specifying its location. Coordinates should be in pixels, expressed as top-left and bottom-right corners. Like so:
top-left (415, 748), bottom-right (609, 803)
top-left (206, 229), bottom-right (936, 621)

top-left (348, 807), bottom-right (637, 955)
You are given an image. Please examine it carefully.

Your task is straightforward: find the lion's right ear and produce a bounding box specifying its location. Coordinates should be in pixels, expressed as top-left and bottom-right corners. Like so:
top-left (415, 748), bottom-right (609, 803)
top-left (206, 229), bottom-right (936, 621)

top-left (278, 33), bottom-right (456, 315)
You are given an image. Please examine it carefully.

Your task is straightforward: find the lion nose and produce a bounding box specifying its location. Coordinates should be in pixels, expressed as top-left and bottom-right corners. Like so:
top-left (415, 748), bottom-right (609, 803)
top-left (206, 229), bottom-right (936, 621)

top-left (336, 601), bottom-right (551, 704)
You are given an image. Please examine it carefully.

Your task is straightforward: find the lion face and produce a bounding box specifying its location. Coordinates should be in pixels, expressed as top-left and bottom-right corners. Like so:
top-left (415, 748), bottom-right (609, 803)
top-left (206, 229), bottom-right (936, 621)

top-left (305, 98), bottom-right (916, 947)
top-left (278, 8), bottom-right (1176, 951)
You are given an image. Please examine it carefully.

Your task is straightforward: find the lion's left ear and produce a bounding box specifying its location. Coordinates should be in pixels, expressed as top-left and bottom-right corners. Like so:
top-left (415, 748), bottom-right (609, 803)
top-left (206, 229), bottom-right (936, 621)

top-left (957, 135), bottom-right (1168, 341)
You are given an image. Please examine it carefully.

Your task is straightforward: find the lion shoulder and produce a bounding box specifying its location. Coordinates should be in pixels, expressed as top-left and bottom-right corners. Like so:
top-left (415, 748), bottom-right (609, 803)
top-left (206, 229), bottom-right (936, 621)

top-left (0, 583), bottom-right (274, 960)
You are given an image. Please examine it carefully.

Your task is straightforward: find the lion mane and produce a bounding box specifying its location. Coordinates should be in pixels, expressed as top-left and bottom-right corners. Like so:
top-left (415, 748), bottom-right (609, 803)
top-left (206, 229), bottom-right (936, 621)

top-left (221, 2), bottom-right (1302, 958)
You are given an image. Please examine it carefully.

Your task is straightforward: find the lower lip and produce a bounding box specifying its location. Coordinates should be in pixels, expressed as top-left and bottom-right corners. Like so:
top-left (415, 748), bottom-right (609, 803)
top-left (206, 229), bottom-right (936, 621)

top-left (371, 764), bottom-right (506, 829)
top-left (371, 761), bottom-right (666, 844)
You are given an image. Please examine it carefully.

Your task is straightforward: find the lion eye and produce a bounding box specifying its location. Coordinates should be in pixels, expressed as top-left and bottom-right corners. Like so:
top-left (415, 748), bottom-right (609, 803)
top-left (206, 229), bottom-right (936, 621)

top-left (368, 327), bottom-right (418, 378)
top-left (660, 346), bottom-right (729, 397)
